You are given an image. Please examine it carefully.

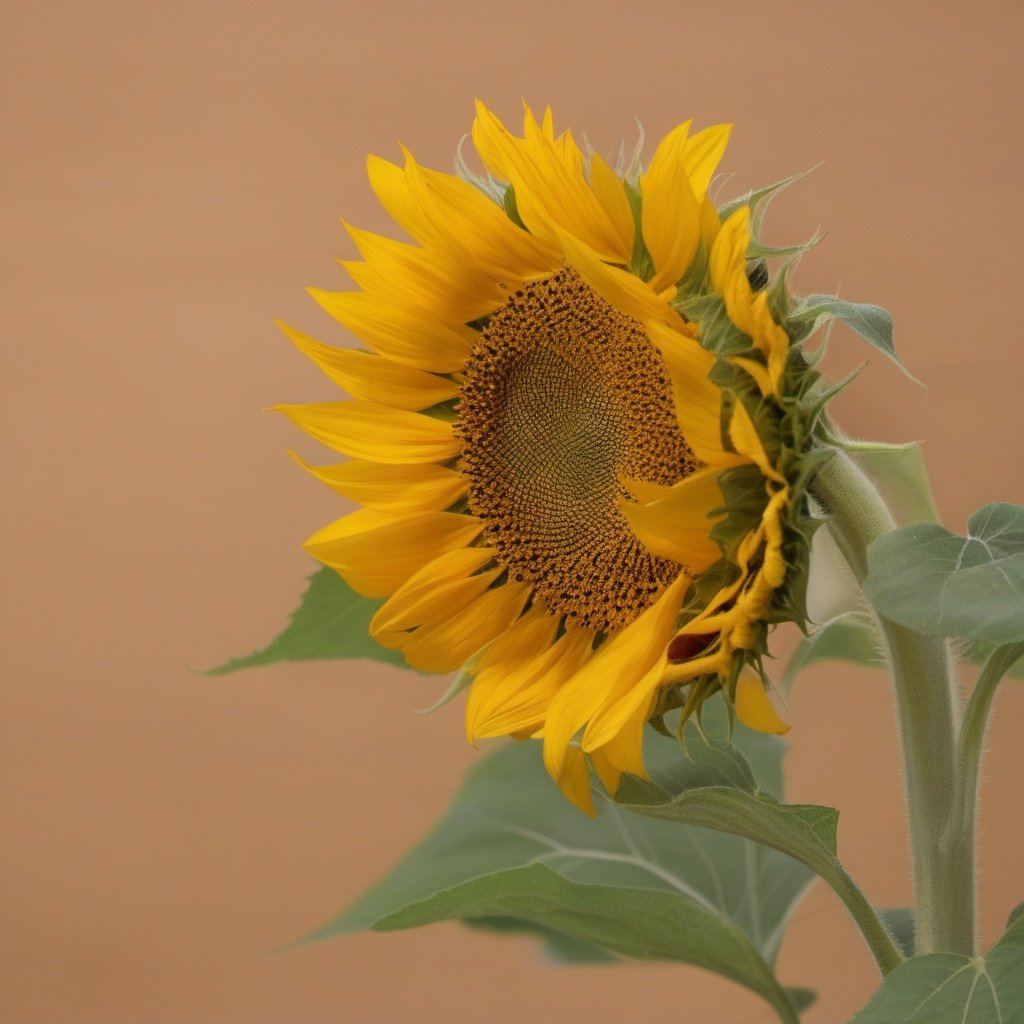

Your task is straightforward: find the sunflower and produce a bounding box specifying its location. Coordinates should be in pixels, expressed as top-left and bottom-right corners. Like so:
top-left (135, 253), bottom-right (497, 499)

top-left (275, 101), bottom-right (817, 813)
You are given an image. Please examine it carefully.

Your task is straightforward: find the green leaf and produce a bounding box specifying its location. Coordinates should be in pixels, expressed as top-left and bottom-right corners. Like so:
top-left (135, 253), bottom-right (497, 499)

top-left (612, 719), bottom-right (903, 976)
top-left (784, 987), bottom-right (818, 1013)
top-left (1009, 903), bottom-right (1024, 931)
top-left (463, 917), bottom-right (618, 964)
top-left (782, 611), bottom-right (884, 691)
top-left (316, 711), bottom-right (814, 1024)
top-left (850, 911), bottom-right (1024, 1022)
top-left (844, 440), bottom-right (941, 526)
top-left (864, 503), bottom-right (1024, 644)
top-left (799, 294), bottom-right (913, 379)
top-left (206, 566), bottom-right (409, 674)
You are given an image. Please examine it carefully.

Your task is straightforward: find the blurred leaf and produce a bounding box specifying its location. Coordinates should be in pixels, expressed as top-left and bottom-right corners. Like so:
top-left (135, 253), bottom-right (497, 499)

top-left (846, 440), bottom-right (941, 526)
top-left (316, 708), bottom-right (814, 1024)
top-left (782, 611), bottom-right (884, 691)
top-left (850, 911), bottom-right (1024, 1022)
top-left (784, 987), bottom-right (818, 1013)
top-left (865, 503), bottom-right (1024, 644)
top-left (464, 917), bottom-right (618, 964)
top-left (206, 566), bottom-right (408, 674)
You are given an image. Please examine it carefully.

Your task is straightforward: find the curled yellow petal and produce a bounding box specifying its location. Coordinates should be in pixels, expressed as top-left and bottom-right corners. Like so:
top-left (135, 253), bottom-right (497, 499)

top-left (735, 672), bottom-right (790, 735)
top-left (620, 465), bottom-right (725, 572)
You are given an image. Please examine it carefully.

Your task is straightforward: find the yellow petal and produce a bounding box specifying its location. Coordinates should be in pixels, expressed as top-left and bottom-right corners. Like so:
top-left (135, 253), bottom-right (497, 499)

top-left (400, 580), bottom-right (533, 672)
top-left (273, 401), bottom-right (460, 464)
top-left (471, 100), bottom-right (630, 264)
top-left (589, 152), bottom-right (636, 257)
top-left (402, 148), bottom-right (559, 281)
top-left (735, 672), bottom-right (790, 735)
top-left (644, 321), bottom-right (747, 468)
top-left (588, 747), bottom-right (622, 798)
top-left (729, 401), bottom-right (784, 483)
top-left (554, 226), bottom-right (683, 330)
top-left (620, 465), bottom-right (725, 572)
top-left (279, 322), bottom-right (458, 410)
top-left (681, 123), bottom-right (732, 198)
top-left (556, 746), bottom-right (596, 816)
top-left (340, 221), bottom-right (507, 324)
top-left (287, 455), bottom-right (466, 512)
top-left (304, 509), bottom-right (482, 597)
top-left (371, 546), bottom-right (499, 637)
top-left (467, 626), bottom-right (594, 741)
top-left (700, 196), bottom-right (722, 250)
top-left (709, 207), bottom-right (789, 392)
top-left (583, 679), bottom-right (659, 777)
top-left (468, 600), bottom-right (559, 676)
top-left (543, 573), bottom-right (688, 782)
top-left (641, 120), bottom-right (701, 293)
top-left (309, 289), bottom-right (473, 374)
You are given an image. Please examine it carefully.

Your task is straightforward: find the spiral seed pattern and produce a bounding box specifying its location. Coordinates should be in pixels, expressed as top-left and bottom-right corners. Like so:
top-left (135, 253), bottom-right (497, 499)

top-left (456, 267), bottom-right (700, 633)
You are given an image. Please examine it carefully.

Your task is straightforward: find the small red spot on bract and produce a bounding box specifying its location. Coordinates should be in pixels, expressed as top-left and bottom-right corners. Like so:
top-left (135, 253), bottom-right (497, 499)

top-left (668, 632), bottom-right (716, 662)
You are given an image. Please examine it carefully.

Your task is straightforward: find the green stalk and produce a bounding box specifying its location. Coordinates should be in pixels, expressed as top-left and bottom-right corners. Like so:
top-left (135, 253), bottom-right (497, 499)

top-left (949, 640), bottom-right (1024, 946)
top-left (811, 449), bottom-right (969, 955)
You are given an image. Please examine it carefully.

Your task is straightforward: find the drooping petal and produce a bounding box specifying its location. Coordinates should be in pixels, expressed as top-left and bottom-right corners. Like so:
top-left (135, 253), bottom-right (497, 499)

top-left (371, 547), bottom-right (499, 638)
top-left (735, 672), bottom-right (790, 735)
top-left (543, 573), bottom-right (688, 785)
top-left (399, 580), bottom-right (533, 672)
top-left (620, 466), bottom-right (725, 572)
top-left (467, 626), bottom-right (594, 741)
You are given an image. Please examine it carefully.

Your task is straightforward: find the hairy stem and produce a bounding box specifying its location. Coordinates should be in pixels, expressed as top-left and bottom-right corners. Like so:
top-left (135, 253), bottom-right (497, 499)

top-left (949, 641), bottom-right (1024, 947)
top-left (811, 449), bottom-right (968, 955)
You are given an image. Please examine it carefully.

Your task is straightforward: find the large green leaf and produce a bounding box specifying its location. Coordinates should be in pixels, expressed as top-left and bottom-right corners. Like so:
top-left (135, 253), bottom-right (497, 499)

top-left (612, 722), bottom-right (903, 977)
top-left (206, 566), bottom-right (408, 674)
top-left (850, 911), bottom-right (1024, 1022)
top-left (864, 503), bottom-right (1024, 644)
top-left (316, 711), bottom-right (815, 1023)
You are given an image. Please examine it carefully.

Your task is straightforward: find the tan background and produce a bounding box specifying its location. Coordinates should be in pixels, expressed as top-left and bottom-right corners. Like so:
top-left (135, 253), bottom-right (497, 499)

top-left (3, 1), bottom-right (1023, 1021)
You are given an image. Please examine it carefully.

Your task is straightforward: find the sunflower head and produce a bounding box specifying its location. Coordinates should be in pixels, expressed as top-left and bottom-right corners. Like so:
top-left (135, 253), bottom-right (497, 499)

top-left (276, 101), bottom-right (825, 813)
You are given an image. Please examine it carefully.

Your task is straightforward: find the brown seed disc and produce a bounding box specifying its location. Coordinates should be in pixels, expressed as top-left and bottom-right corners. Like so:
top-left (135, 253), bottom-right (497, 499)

top-left (456, 267), bottom-right (701, 633)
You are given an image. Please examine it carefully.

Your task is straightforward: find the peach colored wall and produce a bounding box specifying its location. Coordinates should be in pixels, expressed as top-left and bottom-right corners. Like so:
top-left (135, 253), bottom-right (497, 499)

top-left (2, 2), bottom-right (1022, 1021)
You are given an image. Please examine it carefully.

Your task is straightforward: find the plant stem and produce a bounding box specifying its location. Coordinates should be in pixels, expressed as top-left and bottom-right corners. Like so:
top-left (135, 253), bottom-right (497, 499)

top-left (811, 449), bottom-right (969, 955)
top-left (949, 641), bottom-right (1024, 947)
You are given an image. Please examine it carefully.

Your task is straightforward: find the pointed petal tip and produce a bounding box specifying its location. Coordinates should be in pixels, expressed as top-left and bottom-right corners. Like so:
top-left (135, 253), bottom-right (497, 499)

top-left (735, 673), bottom-right (790, 735)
